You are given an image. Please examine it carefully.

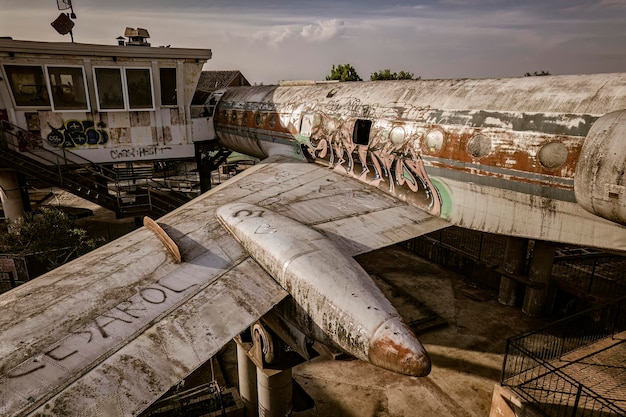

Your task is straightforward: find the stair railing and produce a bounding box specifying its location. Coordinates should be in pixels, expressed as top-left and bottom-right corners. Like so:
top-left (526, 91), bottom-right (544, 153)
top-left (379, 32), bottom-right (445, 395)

top-left (0, 121), bottom-right (190, 217)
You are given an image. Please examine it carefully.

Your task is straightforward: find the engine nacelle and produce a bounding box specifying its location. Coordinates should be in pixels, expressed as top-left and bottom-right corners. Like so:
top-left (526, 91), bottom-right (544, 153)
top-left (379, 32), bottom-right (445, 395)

top-left (575, 110), bottom-right (626, 226)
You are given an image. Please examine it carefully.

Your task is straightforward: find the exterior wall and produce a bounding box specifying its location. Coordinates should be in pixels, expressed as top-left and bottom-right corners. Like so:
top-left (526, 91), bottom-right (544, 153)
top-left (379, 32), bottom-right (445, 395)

top-left (0, 42), bottom-right (211, 164)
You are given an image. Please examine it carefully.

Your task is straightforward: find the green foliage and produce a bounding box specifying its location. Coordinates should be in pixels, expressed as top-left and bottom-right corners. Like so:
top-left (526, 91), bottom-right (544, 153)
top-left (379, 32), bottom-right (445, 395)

top-left (370, 69), bottom-right (419, 81)
top-left (325, 64), bottom-right (362, 82)
top-left (524, 70), bottom-right (551, 77)
top-left (0, 207), bottom-right (105, 270)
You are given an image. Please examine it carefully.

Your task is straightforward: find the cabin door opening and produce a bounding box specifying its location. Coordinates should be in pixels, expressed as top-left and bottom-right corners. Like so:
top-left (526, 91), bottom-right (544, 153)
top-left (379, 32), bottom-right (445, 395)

top-left (353, 119), bottom-right (372, 146)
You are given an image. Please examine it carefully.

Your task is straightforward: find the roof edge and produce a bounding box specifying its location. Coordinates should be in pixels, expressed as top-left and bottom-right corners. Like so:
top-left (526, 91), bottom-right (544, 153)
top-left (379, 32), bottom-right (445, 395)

top-left (0, 39), bottom-right (211, 60)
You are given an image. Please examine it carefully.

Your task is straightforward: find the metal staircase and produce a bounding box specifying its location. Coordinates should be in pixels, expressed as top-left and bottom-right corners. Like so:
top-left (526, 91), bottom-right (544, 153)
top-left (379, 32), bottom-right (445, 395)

top-left (0, 121), bottom-right (192, 219)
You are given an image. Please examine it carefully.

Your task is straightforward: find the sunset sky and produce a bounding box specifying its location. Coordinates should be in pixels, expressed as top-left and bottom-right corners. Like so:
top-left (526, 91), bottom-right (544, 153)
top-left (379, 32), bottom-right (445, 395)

top-left (1, 0), bottom-right (625, 84)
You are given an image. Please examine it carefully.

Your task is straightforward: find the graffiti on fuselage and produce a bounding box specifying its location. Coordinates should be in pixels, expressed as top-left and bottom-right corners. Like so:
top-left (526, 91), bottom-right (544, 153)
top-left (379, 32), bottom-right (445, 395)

top-left (220, 96), bottom-right (441, 215)
top-left (47, 120), bottom-right (109, 148)
top-left (306, 111), bottom-right (442, 217)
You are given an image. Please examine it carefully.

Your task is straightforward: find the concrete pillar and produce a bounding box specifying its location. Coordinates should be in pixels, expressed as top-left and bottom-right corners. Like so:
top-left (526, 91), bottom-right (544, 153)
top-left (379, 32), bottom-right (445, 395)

top-left (237, 343), bottom-right (259, 417)
top-left (0, 169), bottom-right (26, 222)
top-left (522, 240), bottom-right (556, 317)
top-left (498, 237), bottom-right (528, 306)
top-left (257, 367), bottom-right (293, 417)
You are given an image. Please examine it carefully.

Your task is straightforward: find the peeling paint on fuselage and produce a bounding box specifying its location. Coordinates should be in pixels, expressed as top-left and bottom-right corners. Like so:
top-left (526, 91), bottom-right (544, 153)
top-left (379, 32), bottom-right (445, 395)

top-left (215, 74), bottom-right (626, 251)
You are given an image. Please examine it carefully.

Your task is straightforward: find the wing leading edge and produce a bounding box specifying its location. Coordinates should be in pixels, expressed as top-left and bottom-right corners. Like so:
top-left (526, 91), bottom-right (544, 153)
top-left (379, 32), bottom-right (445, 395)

top-left (0, 155), bottom-right (448, 416)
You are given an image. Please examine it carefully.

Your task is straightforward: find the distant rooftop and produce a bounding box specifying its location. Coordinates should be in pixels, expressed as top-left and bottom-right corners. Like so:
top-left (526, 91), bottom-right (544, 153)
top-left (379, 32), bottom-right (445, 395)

top-left (193, 70), bottom-right (250, 104)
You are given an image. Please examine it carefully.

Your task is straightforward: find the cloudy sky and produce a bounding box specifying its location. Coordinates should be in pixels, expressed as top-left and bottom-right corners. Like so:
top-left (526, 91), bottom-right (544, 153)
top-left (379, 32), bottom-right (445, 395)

top-left (1, 0), bottom-right (625, 84)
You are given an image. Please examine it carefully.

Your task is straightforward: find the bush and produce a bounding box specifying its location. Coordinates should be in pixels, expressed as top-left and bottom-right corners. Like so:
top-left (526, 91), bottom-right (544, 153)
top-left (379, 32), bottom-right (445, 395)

top-left (0, 207), bottom-right (105, 270)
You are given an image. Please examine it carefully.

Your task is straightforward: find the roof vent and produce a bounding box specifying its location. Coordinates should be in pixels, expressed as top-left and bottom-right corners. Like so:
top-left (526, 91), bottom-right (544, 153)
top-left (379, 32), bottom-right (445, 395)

top-left (122, 27), bottom-right (150, 46)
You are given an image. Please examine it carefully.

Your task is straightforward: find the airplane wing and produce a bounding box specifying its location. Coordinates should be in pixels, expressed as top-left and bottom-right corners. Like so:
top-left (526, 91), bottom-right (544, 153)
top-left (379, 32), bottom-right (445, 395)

top-left (0, 155), bottom-right (449, 416)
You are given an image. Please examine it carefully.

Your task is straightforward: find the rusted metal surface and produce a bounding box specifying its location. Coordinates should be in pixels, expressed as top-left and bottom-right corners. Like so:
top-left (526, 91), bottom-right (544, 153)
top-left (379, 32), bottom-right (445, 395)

top-left (217, 202), bottom-right (430, 376)
top-left (214, 75), bottom-right (626, 251)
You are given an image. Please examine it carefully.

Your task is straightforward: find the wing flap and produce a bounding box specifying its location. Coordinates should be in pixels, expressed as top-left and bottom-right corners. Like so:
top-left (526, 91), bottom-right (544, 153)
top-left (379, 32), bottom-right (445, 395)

top-left (226, 156), bottom-right (450, 255)
top-left (315, 204), bottom-right (449, 255)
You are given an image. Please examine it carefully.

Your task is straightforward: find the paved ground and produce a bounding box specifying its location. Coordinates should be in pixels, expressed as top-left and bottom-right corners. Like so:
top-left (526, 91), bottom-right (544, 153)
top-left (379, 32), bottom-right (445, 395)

top-left (38, 190), bottom-right (548, 417)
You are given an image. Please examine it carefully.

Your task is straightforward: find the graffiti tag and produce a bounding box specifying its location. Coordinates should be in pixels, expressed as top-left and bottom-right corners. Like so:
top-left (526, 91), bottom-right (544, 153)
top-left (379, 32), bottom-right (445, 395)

top-left (2, 273), bottom-right (199, 381)
top-left (308, 113), bottom-right (442, 216)
top-left (110, 146), bottom-right (173, 160)
top-left (47, 120), bottom-right (109, 148)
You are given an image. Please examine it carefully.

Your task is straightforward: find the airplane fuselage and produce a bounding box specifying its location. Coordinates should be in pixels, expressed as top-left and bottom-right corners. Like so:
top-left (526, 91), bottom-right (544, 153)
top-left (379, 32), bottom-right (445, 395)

top-left (213, 75), bottom-right (626, 252)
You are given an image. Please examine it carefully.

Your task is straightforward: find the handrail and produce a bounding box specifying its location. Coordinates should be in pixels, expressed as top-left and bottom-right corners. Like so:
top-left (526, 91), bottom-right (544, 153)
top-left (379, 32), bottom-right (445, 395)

top-left (502, 297), bottom-right (626, 416)
top-left (0, 122), bottom-right (191, 217)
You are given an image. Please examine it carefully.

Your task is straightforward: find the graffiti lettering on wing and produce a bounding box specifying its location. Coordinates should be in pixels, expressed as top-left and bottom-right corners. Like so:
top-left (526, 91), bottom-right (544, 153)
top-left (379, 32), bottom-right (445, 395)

top-left (110, 146), bottom-right (173, 160)
top-left (1, 273), bottom-right (200, 392)
top-left (307, 114), bottom-right (441, 216)
top-left (47, 120), bottom-right (109, 148)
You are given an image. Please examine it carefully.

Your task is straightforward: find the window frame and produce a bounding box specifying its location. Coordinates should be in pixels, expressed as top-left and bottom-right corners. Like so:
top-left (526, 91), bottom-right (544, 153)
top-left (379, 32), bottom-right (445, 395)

top-left (92, 65), bottom-right (155, 112)
top-left (2, 64), bottom-right (52, 109)
top-left (93, 66), bottom-right (126, 112)
top-left (159, 67), bottom-right (177, 107)
top-left (44, 64), bottom-right (91, 112)
top-left (125, 67), bottom-right (155, 111)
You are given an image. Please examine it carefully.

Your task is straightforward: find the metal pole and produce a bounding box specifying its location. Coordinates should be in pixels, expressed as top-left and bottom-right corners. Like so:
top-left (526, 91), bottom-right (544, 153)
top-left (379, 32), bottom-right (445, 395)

top-left (522, 240), bottom-right (556, 317)
top-left (257, 367), bottom-right (293, 417)
top-left (498, 237), bottom-right (529, 306)
top-left (570, 384), bottom-right (583, 417)
top-left (236, 343), bottom-right (258, 417)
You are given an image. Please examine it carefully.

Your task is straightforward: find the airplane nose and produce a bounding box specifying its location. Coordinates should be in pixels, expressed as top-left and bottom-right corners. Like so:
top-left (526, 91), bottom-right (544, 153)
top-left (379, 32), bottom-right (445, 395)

top-left (368, 316), bottom-right (431, 377)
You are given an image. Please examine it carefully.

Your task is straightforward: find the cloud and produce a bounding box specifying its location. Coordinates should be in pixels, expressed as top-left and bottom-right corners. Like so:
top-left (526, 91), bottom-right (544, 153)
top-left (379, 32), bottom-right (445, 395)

top-left (253, 19), bottom-right (345, 47)
top-left (300, 19), bottom-right (345, 42)
top-left (253, 26), bottom-right (295, 46)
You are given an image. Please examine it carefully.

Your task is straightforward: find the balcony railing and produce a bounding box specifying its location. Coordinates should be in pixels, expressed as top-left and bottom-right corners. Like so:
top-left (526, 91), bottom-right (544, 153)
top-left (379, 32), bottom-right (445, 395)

top-left (502, 297), bottom-right (626, 416)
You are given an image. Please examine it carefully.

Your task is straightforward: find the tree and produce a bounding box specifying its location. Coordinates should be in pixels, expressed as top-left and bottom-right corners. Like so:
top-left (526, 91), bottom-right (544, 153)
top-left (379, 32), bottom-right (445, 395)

top-left (0, 207), bottom-right (105, 270)
top-left (370, 69), bottom-right (419, 81)
top-left (524, 70), bottom-right (551, 77)
top-left (326, 64), bottom-right (362, 82)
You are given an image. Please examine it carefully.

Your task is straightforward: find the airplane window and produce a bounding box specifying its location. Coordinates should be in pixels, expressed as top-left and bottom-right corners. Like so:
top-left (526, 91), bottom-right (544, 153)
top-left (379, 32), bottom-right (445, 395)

top-left (424, 130), bottom-right (445, 153)
top-left (538, 141), bottom-right (568, 169)
top-left (255, 113), bottom-right (262, 126)
top-left (353, 119), bottom-right (372, 145)
top-left (3, 65), bottom-right (51, 107)
top-left (269, 113), bottom-right (276, 128)
top-left (389, 126), bottom-right (405, 145)
top-left (467, 134), bottom-right (492, 158)
top-left (46, 66), bottom-right (89, 111)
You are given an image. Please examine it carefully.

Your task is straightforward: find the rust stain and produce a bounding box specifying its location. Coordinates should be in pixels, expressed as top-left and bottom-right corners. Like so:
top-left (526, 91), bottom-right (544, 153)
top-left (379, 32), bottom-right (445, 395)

top-left (130, 111), bottom-right (151, 127)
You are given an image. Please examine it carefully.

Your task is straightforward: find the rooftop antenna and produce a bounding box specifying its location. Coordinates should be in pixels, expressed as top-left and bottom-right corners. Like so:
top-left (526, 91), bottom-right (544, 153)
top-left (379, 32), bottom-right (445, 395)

top-left (51, 0), bottom-right (77, 42)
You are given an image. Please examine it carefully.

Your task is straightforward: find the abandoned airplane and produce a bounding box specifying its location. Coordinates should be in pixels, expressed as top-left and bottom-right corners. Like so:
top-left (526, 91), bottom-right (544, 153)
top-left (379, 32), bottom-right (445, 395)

top-left (1, 33), bottom-right (626, 416)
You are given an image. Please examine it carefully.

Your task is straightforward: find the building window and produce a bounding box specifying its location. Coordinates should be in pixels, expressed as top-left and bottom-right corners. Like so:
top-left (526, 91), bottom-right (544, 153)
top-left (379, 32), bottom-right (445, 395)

top-left (93, 66), bottom-right (154, 111)
top-left (126, 68), bottom-right (154, 110)
top-left (160, 67), bottom-right (177, 106)
top-left (94, 67), bottom-right (125, 110)
top-left (3, 65), bottom-right (51, 107)
top-left (46, 66), bottom-right (90, 111)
